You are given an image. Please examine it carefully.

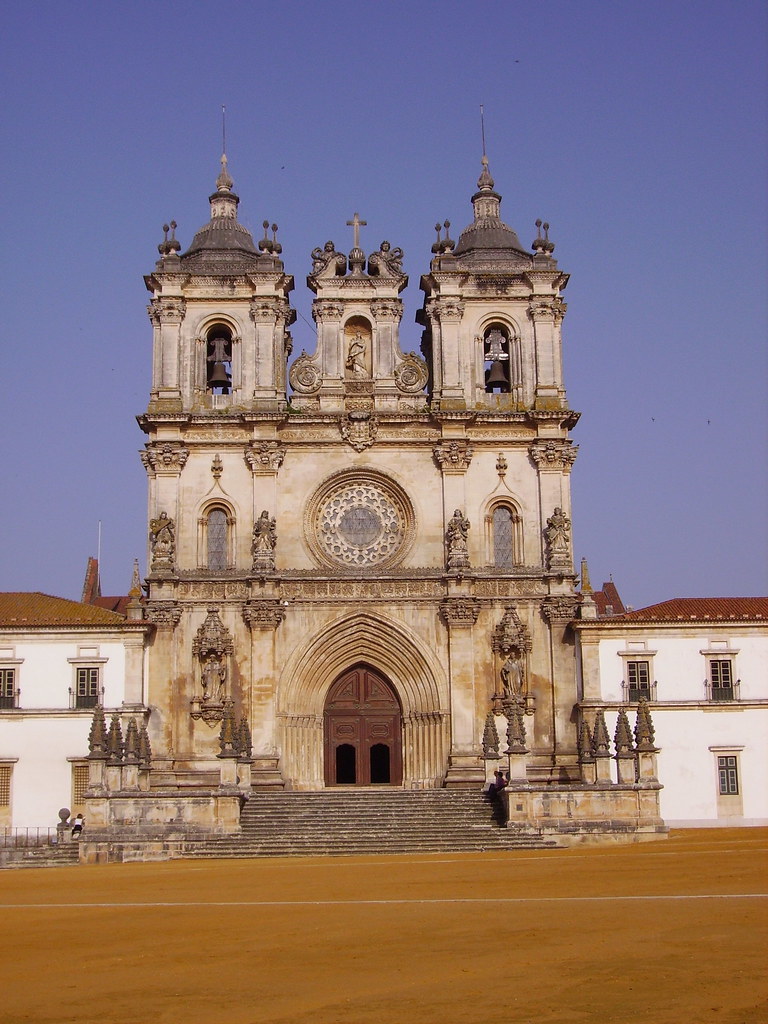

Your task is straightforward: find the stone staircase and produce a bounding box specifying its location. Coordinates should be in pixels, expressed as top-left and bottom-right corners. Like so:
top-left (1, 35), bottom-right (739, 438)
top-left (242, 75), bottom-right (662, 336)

top-left (186, 788), bottom-right (559, 859)
top-left (0, 841), bottom-right (81, 870)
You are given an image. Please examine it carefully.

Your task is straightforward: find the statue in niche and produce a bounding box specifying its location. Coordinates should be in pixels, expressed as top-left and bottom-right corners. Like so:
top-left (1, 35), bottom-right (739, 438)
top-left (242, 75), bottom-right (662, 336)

top-left (500, 645), bottom-right (525, 700)
top-left (544, 507), bottom-right (571, 568)
top-left (446, 509), bottom-right (470, 569)
top-left (310, 240), bottom-right (346, 277)
top-left (251, 510), bottom-right (277, 571)
top-left (201, 656), bottom-right (226, 703)
top-left (368, 240), bottom-right (404, 278)
top-left (346, 331), bottom-right (368, 378)
top-left (149, 511), bottom-right (175, 568)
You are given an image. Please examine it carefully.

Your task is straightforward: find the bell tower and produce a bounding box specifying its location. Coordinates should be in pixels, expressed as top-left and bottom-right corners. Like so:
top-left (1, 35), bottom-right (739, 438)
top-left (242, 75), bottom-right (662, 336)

top-left (138, 157), bottom-right (294, 783)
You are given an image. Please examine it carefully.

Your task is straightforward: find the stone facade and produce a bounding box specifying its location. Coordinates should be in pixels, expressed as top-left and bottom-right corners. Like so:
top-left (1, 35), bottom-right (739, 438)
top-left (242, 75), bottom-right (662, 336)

top-left (87, 153), bottom-right (664, 843)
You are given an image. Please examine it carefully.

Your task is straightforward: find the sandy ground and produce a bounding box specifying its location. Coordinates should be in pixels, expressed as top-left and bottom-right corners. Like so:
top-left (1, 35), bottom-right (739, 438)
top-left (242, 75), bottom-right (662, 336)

top-left (0, 828), bottom-right (765, 1024)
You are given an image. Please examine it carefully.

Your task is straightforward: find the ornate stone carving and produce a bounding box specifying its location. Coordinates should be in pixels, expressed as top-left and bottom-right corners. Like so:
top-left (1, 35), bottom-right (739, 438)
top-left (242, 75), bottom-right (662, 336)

top-left (280, 578), bottom-right (442, 600)
top-left (245, 441), bottom-right (286, 472)
top-left (530, 440), bottom-right (578, 471)
top-left (242, 600), bottom-right (286, 630)
top-left (445, 509), bottom-right (470, 570)
top-left (211, 455), bottom-right (223, 480)
top-left (310, 475), bottom-right (409, 569)
top-left (496, 453), bottom-right (508, 477)
top-left (505, 704), bottom-right (527, 754)
top-left (340, 410), bottom-right (378, 451)
top-left (251, 510), bottom-right (277, 573)
top-left (634, 698), bottom-right (657, 751)
top-left (148, 297), bottom-right (186, 325)
top-left (440, 596), bottom-right (480, 627)
top-left (310, 242), bottom-right (346, 279)
top-left (367, 241), bottom-right (405, 279)
top-left (149, 512), bottom-right (175, 571)
top-left (544, 507), bottom-right (572, 569)
top-left (427, 298), bottom-right (465, 321)
top-left (249, 297), bottom-right (289, 323)
top-left (289, 353), bottom-right (322, 394)
top-left (312, 299), bottom-right (345, 321)
top-left (370, 298), bottom-right (404, 320)
top-left (141, 442), bottom-right (190, 474)
top-left (177, 581), bottom-right (248, 600)
top-left (433, 440), bottom-right (474, 472)
top-left (144, 601), bottom-right (182, 628)
top-left (492, 606), bottom-right (533, 656)
top-left (482, 712), bottom-right (500, 759)
top-left (541, 595), bottom-right (579, 623)
top-left (191, 607), bottom-right (234, 725)
top-left (87, 706), bottom-right (109, 759)
top-left (395, 352), bottom-right (428, 394)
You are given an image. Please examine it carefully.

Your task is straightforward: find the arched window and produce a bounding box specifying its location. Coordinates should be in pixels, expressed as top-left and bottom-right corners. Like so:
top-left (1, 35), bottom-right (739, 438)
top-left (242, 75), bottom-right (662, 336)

top-left (486, 500), bottom-right (524, 568)
top-left (206, 325), bottom-right (233, 394)
top-left (207, 508), bottom-right (228, 570)
top-left (493, 506), bottom-right (515, 568)
top-left (482, 323), bottom-right (521, 396)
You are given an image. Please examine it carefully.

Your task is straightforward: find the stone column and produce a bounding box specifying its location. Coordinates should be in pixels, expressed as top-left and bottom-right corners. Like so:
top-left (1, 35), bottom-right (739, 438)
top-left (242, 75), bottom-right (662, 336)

top-left (243, 596), bottom-right (286, 788)
top-left (441, 592), bottom-right (484, 787)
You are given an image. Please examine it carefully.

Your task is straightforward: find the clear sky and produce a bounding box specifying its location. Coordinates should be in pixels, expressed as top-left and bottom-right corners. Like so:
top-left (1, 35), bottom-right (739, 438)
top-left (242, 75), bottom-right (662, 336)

top-left (1, 1), bottom-right (766, 610)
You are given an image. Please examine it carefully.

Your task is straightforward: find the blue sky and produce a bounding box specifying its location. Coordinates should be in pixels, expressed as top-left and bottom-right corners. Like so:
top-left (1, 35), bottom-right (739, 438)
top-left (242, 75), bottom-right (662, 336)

top-left (1, 1), bottom-right (766, 610)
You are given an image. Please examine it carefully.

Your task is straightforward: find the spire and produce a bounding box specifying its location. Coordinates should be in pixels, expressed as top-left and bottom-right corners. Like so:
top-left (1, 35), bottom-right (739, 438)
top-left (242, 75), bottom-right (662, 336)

top-left (216, 152), bottom-right (234, 192)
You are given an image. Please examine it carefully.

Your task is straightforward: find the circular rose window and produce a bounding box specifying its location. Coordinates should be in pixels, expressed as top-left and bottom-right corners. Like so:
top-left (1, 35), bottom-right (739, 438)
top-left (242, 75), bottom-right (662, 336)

top-left (307, 473), bottom-right (413, 569)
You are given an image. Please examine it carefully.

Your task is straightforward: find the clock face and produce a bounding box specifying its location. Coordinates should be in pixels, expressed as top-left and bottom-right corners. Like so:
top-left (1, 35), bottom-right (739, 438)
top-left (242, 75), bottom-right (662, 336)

top-left (308, 473), bottom-right (413, 569)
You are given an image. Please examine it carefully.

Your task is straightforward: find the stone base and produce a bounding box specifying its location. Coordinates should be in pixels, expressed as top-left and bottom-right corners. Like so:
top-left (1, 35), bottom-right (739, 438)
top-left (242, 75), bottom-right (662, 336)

top-left (443, 754), bottom-right (486, 788)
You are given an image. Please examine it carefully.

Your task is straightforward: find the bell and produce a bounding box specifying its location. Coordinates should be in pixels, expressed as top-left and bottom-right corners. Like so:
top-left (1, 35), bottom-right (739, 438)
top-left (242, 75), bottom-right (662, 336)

top-left (208, 362), bottom-right (231, 388)
top-left (485, 361), bottom-right (509, 390)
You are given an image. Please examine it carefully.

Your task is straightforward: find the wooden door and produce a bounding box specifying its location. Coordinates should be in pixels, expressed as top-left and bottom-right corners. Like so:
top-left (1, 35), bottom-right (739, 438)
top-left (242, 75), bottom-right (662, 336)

top-left (324, 666), bottom-right (402, 786)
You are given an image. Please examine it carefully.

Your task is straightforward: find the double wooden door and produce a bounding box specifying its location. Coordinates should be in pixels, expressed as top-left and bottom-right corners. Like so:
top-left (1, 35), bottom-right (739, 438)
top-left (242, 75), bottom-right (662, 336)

top-left (324, 666), bottom-right (402, 786)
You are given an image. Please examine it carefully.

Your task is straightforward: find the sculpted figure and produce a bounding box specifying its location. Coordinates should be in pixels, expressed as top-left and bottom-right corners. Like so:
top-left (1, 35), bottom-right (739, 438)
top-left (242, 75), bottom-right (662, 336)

top-left (346, 332), bottom-right (368, 378)
top-left (500, 646), bottom-right (524, 699)
top-left (201, 656), bottom-right (226, 702)
top-left (310, 240), bottom-right (346, 277)
top-left (252, 510), bottom-right (277, 571)
top-left (446, 509), bottom-right (470, 569)
top-left (545, 507), bottom-right (571, 566)
top-left (149, 511), bottom-right (175, 566)
top-left (368, 240), bottom-right (404, 278)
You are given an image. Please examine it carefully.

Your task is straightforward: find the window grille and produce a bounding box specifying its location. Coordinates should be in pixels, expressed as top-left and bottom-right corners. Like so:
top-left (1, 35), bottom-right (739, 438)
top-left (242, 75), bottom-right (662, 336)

top-left (0, 766), bottom-right (11, 806)
top-left (72, 764), bottom-right (89, 809)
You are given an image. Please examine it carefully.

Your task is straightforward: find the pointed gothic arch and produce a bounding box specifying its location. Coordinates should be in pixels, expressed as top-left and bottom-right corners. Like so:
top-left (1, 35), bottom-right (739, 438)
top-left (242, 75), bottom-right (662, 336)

top-left (277, 611), bottom-right (449, 790)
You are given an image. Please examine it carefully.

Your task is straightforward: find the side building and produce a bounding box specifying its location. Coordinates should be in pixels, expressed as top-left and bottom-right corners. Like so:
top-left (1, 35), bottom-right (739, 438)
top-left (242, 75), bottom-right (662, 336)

top-left (575, 596), bottom-right (768, 826)
top-left (0, 590), bottom-right (149, 830)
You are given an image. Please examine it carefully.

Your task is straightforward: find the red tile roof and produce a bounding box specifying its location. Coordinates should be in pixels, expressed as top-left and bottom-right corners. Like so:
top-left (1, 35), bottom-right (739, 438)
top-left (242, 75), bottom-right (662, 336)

top-left (593, 581), bottom-right (626, 617)
top-left (0, 593), bottom-right (127, 627)
top-left (613, 597), bottom-right (768, 623)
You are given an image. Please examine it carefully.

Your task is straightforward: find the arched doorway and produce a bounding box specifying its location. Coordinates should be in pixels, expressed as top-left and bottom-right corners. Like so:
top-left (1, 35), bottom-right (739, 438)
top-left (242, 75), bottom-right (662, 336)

top-left (324, 665), bottom-right (403, 786)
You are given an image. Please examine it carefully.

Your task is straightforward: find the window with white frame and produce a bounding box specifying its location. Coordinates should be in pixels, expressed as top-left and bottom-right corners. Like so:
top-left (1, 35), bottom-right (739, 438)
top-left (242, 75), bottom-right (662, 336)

top-left (702, 642), bottom-right (739, 701)
top-left (619, 642), bottom-right (657, 701)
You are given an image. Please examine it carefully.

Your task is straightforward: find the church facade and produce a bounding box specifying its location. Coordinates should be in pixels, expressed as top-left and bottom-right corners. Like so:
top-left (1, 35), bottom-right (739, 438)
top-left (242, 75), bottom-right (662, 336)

top-left (80, 154), bottom-right (664, 843)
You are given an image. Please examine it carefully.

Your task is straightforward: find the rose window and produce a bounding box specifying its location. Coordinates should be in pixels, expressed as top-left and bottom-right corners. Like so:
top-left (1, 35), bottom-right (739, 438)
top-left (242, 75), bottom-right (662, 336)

top-left (308, 475), bottom-right (413, 569)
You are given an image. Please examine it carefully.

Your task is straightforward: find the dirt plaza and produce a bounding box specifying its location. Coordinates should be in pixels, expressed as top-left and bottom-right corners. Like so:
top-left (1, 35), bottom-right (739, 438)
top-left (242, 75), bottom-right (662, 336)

top-left (0, 828), bottom-right (765, 1024)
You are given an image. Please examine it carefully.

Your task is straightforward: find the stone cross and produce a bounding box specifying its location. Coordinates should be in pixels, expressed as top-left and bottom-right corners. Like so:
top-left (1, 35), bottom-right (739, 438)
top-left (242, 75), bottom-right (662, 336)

top-left (346, 212), bottom-right (367, 250)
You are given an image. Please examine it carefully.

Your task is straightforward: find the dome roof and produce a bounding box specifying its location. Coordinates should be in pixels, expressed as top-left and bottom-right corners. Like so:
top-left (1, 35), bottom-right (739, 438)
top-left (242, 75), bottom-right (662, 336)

top-left (182, 155), bottom-right (259, 258)
top-left (453, 157), bottom-right (527, 258)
